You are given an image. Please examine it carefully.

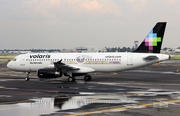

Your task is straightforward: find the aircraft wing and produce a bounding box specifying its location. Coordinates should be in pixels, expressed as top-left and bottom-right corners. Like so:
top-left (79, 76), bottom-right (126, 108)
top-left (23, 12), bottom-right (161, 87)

top-left (53, 60), bottom-right (95, 73)
top-left (53, 60), bottom-right (79, 72)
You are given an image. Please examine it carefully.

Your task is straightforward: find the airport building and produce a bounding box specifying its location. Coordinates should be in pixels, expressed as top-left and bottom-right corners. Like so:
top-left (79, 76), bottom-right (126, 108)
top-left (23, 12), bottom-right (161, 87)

top-left (75, 46), bottom-right (106, 53)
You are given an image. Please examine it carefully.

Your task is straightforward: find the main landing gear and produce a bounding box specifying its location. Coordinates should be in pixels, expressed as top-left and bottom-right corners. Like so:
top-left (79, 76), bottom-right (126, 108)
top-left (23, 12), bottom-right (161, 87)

top-left (25, 72), bottom-right (30, 81)
top-left (84, 75), bottom-right (91, 81)
top-left (68, 76), bottom-right (76, 82)
top-left (68, 75), bottom-right (92, 82)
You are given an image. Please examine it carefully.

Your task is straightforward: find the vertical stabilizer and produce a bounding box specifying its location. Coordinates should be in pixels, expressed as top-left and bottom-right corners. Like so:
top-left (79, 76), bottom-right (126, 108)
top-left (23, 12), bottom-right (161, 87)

top-left (133, 22), bottom-right (166, 53)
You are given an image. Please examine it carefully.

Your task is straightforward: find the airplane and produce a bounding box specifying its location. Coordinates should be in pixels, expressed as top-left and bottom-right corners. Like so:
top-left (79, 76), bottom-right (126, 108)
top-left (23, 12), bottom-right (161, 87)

top-left (7, 22), bottom-right (170, 82)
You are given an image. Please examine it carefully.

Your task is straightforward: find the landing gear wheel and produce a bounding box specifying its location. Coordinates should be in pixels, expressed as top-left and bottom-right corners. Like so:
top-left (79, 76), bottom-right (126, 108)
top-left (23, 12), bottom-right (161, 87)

top-left (25, 77), bottom-right (30, 81)
top-left (84, 75), bottom-right (91, 81)
top-left (25, 72), bottom-right (30, 81)
top-left (68, 76), bottom-right (76, 82)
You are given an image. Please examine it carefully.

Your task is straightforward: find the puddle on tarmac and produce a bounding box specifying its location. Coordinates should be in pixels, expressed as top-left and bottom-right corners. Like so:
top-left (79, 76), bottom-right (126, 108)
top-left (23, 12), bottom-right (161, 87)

top-left (0, 98), bottom-right (59, 116)
top-left (0, 91), bottom-right (180, 116)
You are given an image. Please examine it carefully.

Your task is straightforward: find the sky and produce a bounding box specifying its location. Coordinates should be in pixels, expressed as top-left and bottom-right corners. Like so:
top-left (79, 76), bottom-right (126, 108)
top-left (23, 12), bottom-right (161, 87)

top-left (0, 0), bottom-right (180, 49)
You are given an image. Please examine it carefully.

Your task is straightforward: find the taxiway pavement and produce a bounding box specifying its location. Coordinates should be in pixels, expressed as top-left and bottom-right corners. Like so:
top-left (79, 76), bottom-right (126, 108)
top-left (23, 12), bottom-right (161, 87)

top-left (0, 62), bottom-right (180, 116)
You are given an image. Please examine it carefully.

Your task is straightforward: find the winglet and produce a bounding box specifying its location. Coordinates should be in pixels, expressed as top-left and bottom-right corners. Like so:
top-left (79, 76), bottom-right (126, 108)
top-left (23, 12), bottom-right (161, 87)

top-left (133, 22), bottom-right (166, 53)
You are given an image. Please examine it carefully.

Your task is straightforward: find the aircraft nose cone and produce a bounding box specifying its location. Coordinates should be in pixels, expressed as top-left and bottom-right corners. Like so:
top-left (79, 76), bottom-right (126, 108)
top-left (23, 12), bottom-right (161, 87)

top-left (7, 62), bottom-right (12, 69)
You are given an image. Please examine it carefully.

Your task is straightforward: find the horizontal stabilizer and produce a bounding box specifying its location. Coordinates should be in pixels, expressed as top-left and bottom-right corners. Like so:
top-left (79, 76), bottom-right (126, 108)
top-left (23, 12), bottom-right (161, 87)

top-left (143, 55), bottom-right (158, 61)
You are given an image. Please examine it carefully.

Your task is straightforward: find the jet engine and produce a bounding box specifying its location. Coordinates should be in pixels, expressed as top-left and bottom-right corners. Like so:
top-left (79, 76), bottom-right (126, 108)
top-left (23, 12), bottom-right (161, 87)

top-left (37, 68), bottom-right (62, 78)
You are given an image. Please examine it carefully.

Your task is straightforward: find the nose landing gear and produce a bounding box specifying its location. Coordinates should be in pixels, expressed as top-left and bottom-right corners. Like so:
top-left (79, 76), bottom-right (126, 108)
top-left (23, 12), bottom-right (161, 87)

top-left (25, 72), bottom-right (30, 81)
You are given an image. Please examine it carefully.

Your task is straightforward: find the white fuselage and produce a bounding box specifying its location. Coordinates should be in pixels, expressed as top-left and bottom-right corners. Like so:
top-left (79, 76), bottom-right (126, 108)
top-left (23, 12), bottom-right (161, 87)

top-left (7, 52), bottom-right (170, 73)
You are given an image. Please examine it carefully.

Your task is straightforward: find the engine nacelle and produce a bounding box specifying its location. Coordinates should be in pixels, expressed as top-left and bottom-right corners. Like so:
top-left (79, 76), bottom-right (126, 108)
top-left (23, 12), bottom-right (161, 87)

top-left (37, 68), bottom-right (62, 78)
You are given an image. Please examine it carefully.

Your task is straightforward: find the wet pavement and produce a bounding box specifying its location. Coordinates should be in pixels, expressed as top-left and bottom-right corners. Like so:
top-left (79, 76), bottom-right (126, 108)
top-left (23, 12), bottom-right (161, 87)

top-left (0, 62), bottom-right (180, 116)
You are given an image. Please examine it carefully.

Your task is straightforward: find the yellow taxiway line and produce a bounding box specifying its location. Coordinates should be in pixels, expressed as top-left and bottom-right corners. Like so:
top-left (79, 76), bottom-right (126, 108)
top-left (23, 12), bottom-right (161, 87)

top-left (0, 86), bottom-right (5, 89)
top-left (66, 99), bottom-right (180, 116)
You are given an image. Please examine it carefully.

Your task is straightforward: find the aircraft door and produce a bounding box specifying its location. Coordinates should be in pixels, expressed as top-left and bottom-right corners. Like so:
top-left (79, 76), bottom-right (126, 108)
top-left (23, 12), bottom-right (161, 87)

top-left (127, 54), bottom-right (133, 65)
top-left (20, 56), bottom-right (26, 66)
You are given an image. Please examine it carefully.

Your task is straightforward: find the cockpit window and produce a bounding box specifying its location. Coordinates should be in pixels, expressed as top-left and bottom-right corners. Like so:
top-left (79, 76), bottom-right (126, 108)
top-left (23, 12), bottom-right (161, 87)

top-left (13, 58), bottom-right (17, 61)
